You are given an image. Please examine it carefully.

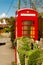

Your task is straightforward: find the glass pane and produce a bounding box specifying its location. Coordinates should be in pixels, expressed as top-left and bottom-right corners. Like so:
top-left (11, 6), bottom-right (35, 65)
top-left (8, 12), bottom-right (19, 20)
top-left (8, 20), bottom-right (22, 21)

top-left (23, 31), bottom-right (30, 34)
top-left (30, 31), bottom-right (35, 35)
top-left (31, 26), bottom-right (35, 30)
top-left (22, 20), bottom-right (33, 25)
top-left (30, 35), bottom-right (35, 38)
top-left (22, 26), bottom-right (32, 30)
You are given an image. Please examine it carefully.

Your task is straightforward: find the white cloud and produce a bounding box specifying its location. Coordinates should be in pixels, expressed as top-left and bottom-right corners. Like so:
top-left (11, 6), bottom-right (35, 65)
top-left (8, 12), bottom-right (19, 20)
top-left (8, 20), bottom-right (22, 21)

top-left (0, 13), bottom-right (8, 19)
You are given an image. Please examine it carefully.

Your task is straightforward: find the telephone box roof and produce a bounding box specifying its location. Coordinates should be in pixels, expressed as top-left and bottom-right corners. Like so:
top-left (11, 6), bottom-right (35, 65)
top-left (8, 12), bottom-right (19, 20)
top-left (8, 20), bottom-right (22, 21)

top-left (16, 8), bottom-right (38, 14)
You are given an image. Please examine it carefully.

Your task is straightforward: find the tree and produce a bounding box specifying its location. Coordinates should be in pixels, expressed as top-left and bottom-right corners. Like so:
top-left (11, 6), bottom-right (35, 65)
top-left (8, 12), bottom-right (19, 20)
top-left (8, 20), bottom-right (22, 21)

top-left (9, 17), bottom-right (15, 48)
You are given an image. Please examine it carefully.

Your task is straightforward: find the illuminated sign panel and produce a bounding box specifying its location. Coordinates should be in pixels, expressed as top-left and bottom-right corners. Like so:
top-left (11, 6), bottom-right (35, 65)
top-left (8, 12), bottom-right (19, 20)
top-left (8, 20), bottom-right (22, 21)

top-left (21, 14), bottom-right (36, 16)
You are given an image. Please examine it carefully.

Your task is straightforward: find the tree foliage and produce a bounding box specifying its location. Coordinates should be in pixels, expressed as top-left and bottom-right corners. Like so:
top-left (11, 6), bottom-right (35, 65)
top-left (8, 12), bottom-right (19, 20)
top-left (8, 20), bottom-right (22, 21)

top-left (9, 17), bottom-right (15, 48)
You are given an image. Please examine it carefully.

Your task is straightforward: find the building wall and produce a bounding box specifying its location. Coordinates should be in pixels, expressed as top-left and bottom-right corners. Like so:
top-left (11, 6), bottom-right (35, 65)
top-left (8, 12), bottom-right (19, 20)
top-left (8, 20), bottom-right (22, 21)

top-left (39, 17), bottom-right (43, 38)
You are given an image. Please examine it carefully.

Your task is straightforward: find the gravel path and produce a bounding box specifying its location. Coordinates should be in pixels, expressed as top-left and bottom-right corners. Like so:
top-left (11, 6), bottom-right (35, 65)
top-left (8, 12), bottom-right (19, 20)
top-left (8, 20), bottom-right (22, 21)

top-left (0, 38), bottom-right (14, 65)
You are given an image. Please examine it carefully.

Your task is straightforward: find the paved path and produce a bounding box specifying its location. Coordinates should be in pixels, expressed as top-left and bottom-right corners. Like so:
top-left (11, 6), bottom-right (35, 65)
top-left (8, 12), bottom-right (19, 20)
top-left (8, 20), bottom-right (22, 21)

top-left (0, 38), bottom-right (14, 65)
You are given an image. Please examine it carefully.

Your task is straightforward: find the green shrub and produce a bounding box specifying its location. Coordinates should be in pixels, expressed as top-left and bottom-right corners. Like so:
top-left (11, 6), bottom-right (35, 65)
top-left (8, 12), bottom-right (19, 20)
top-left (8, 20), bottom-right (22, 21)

top-left (17, 37), bottom-right (38, 65)
top-left (12, 61), bottom-right (17, 65)
top-left (10, 24), bottom-right (15, 48)
top-left (26, 49), bottom-right (40, 65)
top-left (19, 54), bottom-right (25, 65)
top-left (17, 37), bottom-right (38, 50)
top-left (4, 28), bottom-right (10, 32)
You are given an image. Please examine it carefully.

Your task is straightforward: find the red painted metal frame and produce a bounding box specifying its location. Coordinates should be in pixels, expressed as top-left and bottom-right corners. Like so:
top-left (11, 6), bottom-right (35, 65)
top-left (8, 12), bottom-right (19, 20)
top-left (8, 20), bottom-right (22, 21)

top-left (15, 8), bottom-right (38, 40)
top-left (14, 47), bottom-right (17, 63)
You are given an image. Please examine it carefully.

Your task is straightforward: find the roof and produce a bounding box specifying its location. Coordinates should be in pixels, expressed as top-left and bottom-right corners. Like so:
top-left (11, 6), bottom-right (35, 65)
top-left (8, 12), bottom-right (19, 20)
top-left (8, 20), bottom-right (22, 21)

top-left (0, 24), bottom-right (9, 28)
top-left (16, 8), bottom-right (38, 16)
top-left (18, 8), bottom-right (37, 11)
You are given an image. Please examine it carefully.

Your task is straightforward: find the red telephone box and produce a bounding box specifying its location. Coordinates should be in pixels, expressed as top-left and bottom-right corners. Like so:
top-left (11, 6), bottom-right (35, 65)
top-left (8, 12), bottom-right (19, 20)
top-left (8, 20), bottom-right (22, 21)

top-left (15, 8), bottom-right (38, 40)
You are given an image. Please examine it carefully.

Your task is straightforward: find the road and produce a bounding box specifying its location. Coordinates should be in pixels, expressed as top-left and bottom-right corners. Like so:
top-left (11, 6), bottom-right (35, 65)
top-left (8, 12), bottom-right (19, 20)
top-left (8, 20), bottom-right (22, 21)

top-left (0, 38), bottom-right (14, 65)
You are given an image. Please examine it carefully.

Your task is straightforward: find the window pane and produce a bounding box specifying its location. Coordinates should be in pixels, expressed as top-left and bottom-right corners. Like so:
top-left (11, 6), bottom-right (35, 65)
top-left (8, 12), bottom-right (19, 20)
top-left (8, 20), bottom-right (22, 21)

top-left (23, 31), bottom-right (30, 34)
top-left (22, 20), bottom-right (33, 25)
top-left (22, 26), bottom-right (32, 30)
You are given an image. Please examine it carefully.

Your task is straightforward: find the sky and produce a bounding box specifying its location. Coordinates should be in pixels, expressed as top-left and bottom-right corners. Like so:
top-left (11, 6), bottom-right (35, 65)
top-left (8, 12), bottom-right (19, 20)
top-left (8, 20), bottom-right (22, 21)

top-left (0, 0), bottom-right (43, 18)
top-left (0, 0), bottom-right (18, 18)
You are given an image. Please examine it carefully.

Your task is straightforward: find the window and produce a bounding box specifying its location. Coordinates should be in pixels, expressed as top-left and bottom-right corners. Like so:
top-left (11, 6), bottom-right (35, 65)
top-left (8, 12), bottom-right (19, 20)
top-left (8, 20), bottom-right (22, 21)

top-left (22, 20), bottom-right (35, 38)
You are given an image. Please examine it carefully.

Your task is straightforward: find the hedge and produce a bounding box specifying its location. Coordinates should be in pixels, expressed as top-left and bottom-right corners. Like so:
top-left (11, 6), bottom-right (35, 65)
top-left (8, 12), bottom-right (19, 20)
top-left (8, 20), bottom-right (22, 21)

top-left (26, 49), bottom-right (40, 65)
top-left (17, 37), bottom-right (39, 65)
